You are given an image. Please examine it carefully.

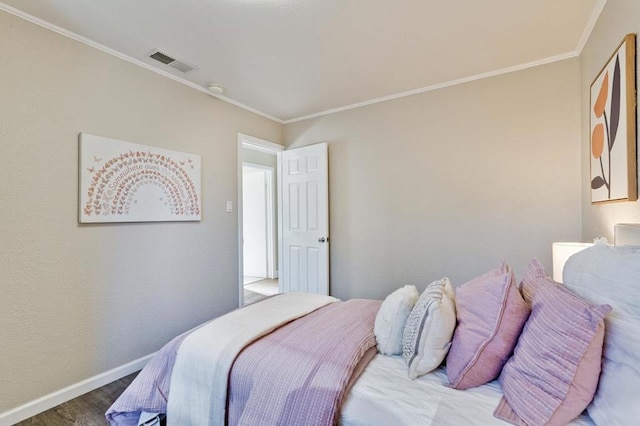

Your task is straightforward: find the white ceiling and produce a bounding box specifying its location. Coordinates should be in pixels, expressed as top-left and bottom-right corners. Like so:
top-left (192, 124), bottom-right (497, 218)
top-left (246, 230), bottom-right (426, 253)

top-left (1, 0), bottom-right (604, 123)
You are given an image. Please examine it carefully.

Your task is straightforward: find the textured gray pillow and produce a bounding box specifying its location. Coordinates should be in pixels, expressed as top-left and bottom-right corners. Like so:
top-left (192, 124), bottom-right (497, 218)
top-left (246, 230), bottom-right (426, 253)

top-left (402, 277), bottom-right (456, 379)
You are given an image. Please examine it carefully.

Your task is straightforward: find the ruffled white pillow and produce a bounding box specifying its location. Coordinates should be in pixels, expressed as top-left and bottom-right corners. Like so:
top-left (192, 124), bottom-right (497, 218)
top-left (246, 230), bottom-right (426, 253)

top-left (564, 244), bottom-right (640, 425)
top-left (374, 285), bottom-right (420, 355)
top-left (403, 277), bottom-right (457, 379)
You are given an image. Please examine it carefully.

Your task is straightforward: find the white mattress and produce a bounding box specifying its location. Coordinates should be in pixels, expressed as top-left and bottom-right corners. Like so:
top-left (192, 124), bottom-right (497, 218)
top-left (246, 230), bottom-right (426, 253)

top-left (340, 355), bottom-right (595, 426)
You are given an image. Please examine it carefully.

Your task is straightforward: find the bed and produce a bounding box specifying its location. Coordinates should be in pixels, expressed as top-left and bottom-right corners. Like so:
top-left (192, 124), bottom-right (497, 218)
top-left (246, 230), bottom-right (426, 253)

top-left (107, 224), bottom-right (640, 426)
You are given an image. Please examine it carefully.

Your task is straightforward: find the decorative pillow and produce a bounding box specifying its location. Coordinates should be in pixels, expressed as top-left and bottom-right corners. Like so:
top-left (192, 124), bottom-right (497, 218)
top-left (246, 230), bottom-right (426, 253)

top-left (564, 243), bottom-right (640, 425)
top-left (402, 277), bottom-right (456, 380)
top-left (495, 260), bottom-right (611, 426)
top-left (446, 263), bottom-right (530, 390)
top-left (374, 285), bottom-right (420, 355)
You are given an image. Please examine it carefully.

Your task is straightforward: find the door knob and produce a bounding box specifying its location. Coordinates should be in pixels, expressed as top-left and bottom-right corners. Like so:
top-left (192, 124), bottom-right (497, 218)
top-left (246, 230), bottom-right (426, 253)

top-left (318, 237), bottom-right (328, 243)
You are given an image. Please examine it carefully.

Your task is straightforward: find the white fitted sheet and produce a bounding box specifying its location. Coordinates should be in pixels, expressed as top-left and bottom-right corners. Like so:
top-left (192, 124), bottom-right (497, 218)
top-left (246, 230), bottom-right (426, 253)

top-left (340, 355), bottom-right (595, 426)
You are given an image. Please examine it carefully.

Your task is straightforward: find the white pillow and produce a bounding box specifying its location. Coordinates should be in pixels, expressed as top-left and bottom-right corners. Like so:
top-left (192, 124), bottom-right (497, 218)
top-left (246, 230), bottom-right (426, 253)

top-left (374, 285), bottom-right (420, 355)
top-left (402, 277), bottom-right (457, 379)
top-left (563, 243), bottom-right (640, 425)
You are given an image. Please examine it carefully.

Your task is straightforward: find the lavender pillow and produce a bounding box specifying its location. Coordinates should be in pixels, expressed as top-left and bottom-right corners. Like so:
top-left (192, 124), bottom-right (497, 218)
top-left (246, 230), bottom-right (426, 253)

top-left (495, 260), bottom-right (611, 426)
top-left (446, 263), bottom-right (530, 390)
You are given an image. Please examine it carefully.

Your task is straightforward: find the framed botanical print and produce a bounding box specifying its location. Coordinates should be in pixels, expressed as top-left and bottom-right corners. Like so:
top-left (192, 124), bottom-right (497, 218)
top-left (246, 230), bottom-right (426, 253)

top-left (590, 33), bottom-right (637, 203)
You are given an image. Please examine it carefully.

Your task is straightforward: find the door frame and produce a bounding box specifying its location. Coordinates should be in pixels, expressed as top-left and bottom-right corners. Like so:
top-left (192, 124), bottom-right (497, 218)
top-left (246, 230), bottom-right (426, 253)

top-left (242, 162), bottom-right (276, 279)
top-left (237, 133), bottom-right (284, 307)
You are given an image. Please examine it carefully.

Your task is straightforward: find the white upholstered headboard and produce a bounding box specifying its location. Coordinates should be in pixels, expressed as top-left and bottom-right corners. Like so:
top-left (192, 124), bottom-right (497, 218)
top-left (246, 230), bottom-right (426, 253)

top-left (614, 223), bottom-right (640, 246)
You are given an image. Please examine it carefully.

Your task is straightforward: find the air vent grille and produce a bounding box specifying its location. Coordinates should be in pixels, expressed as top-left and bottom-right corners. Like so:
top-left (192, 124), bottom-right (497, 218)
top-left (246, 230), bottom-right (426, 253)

top-left (149, 51), bottom-right (175, 65)
top-left (148, 49), bottom-right (197, 73)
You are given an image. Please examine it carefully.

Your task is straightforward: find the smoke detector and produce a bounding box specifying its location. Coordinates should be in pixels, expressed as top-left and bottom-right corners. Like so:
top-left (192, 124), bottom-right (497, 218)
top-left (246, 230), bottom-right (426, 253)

top-left (148, 49), bottom-right (197, 73)
top-left (207, 83), bottom-right (224, 95)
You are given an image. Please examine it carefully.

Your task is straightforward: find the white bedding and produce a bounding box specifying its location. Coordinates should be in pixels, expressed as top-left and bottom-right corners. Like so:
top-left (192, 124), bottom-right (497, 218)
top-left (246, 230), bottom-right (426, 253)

top-left (340, 355), bottom-right (596, 426)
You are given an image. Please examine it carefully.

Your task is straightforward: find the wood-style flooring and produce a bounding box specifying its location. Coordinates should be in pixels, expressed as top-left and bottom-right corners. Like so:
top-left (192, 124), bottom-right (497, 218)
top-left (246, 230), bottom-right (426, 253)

top-left (15, 372), bottom-right (138, 426)
top-left (16, 282), bottom-right (278, 425)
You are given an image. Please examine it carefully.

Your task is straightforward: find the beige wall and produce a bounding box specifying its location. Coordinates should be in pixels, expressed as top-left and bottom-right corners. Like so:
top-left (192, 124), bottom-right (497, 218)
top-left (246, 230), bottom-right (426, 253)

top-left (285, 59), bottom-right (582, 300)
top-left (580, 0), bottom-right (640, 242)
top-left (0, 11), bottom-right (281, 413)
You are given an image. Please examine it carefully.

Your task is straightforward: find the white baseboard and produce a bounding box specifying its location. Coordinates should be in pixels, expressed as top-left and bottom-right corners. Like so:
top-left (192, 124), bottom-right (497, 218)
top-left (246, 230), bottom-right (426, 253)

top-left (0, 352), bottom-right (155, 426)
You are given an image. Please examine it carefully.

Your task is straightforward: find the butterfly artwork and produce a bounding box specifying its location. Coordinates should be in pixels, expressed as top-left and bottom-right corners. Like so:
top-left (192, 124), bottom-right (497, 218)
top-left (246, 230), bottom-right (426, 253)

top-left (79, 133), bottom-right (201, 223)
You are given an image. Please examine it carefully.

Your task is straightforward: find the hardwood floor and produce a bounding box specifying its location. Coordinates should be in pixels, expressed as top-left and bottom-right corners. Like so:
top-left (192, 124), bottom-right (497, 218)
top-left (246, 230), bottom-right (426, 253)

top-left (15, 286), bottom-right (277, 424)
top-left (15, 372), bottom-right (138, 426)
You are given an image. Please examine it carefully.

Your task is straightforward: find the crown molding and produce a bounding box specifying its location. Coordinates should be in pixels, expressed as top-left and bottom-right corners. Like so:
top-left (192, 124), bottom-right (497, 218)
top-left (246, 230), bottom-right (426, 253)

top-left (283, 0), bottom-right (608, 124)
top-left (284, 51), bottom-right (578, 124)
top-left (2, 0), bottom-right (607, 127)
top-left (576, 0), bottom-right (608, 54)
top-left (0, 2), bottom-right (284, 124)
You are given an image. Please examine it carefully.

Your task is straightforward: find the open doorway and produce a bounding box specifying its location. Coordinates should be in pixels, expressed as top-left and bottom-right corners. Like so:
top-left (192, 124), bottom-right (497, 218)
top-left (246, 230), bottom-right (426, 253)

top-left (242, 163), bottom-right (278, 304)
top-left (238, 134), bottom-right (284, 306)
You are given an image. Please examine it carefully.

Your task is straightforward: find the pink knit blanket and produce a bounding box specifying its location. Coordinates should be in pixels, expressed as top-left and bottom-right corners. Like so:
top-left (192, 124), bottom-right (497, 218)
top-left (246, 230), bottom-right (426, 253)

top-left (227, 299), bottom-right (381, 426)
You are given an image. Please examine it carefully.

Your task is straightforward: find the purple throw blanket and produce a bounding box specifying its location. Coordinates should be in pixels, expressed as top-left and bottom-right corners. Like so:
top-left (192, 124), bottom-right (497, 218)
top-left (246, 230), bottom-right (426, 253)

top-left (105, 331), bottom-right (184, 425)
top-left (228, 299), bottom-right (381, 425)
top-left (106, 298), bottom-right (380, 425)
top-left (105, 320), bottom-right (213, 425)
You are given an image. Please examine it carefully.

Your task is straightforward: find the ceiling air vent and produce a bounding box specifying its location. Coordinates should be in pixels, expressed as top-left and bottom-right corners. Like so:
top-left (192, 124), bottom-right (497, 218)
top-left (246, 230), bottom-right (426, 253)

top-left (148, 49), bottom-right (197, 73)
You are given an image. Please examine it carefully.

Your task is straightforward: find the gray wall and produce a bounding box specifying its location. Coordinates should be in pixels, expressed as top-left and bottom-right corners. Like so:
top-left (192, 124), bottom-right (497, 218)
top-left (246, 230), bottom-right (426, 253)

top-left (0, 11), bottom-right (281, 413)
top-left (285, 59), bottom-right (582, 300)
top-left (580, 0), bottom-right (640, 241)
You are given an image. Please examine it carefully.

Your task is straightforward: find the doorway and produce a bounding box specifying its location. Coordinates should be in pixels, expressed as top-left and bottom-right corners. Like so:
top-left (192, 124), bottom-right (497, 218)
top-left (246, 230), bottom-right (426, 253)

top-left (238, 134), bottom-right (284, 306)
top-left (242, 163), bottom-right (277, 303)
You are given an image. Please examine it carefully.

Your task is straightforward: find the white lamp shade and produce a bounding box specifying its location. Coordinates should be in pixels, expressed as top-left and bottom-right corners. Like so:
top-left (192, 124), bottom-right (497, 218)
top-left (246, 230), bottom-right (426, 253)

top-left (552, 242), bottom-right (594, 283)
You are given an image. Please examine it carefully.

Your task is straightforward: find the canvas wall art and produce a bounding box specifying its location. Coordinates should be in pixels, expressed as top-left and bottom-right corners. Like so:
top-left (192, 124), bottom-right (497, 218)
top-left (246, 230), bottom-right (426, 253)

top-left (590, 33), bottom-right (637, 204)
top-left (79, 133), bottom-right (201, 223)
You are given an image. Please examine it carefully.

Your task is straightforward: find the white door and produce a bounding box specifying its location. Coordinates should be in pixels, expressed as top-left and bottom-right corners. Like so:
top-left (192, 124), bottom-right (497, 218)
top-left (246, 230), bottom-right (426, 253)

top-left (242, 166), bottom-right (268, 278)
top-left (281, 143), bottom-right (329, 295)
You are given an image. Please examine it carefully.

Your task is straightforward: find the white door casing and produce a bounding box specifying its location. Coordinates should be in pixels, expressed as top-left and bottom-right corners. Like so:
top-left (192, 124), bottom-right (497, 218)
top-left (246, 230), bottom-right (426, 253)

top-left (281, 143), bottom-right (329, 295)
top-left (237, 133), bottom-right (284, 308)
